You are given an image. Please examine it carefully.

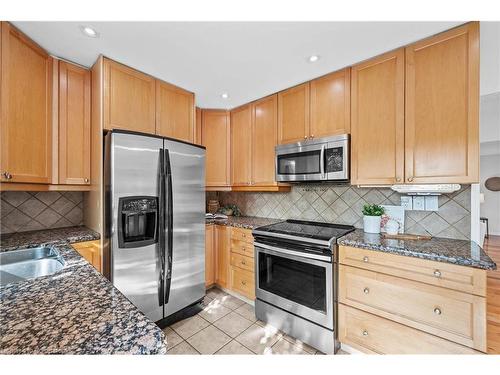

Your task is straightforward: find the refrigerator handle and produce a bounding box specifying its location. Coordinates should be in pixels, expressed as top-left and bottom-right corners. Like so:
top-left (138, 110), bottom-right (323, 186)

top-left (164, 148), bottom-right (174, 304)
top-left (158, 148), bottom-right (166, 307)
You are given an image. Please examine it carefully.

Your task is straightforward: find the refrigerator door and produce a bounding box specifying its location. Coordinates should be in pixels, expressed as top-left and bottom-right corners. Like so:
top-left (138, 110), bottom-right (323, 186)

top-left (108, 132), bottom-right (165, 322)
top-left (163, 139), bottom-right (206, 317)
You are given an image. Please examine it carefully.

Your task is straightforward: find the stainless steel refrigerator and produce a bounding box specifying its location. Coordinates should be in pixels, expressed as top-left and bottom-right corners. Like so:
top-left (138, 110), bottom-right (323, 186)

top-left (104, 130), bottom-right (205, 323)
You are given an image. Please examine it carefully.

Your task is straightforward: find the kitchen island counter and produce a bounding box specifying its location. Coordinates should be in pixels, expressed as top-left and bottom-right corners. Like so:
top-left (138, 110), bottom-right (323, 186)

top-left (0, 227), bottom-right (166, 354)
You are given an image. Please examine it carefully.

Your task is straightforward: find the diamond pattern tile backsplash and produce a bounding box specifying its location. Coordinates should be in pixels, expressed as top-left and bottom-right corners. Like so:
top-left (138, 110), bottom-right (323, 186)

top-left (210, 184), bottom-right (471, 240)
top-left (0, 191), bottom-right (84, 234)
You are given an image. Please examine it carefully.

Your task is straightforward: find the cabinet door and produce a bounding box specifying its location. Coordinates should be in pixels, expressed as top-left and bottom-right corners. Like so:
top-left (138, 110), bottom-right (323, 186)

top-left (205, 225), bottom-right (215, 287)
top-left (405, 22), bottom-right (479, 184)
top-left (351, 49), bottom-right (405, 185)
top-left (58, 61), bottom-right (91, 185)
top-left (156, 81), bottom-right (194, 142)
top-left (252, 95), bottom-right (278, 186)
top-left (310, 68), bottom-right (351, 138)
top-left (215, 225), bottom-right (231, 288)
top-left (103, 58), bottom-right (155, 133)
top-left (1, 22), bottom-right (53, 183)
top-left (194, 107), bottom-right (202, 145)
top-left (230, 104), bottom-right (252, 186)
top-left (202, 110), bottom-right (230, 187)
top-left (278, 82), bottom-right (310, 144)
top-left (72, 240), bottom-right (101, 273)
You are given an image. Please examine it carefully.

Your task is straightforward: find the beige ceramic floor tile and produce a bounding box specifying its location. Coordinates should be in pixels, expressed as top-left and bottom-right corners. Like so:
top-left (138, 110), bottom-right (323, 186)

top-left (233, 303), bottom-right (258, 322)
top-left (199, 299), bottom-right (232, 323)
top-left (167, 341), bottom-right (199, 355)
top-left (213, 311), bottom-right (254, 338)
top-left (186, 325), bottom-right (232, 355)
top-left (282, 334), bottom-right (318, 354)
top-left (206, 287), bottom-right (228, 300)
top-left (170, 314), bottom-right (210, 339)
top-left (269, 338), bottom-right (309, 354)
top-left (235, 323), bottom-right (282, 354)
top-left (218, 294), bottom-right (246, 310)
top-left (215, 340), bottom-right (253, 355)
top-left (163, 327), bottom-right (184, 350)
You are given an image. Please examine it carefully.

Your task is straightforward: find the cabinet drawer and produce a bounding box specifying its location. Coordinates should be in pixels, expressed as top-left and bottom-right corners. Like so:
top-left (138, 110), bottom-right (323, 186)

top-left (231, 266), bottom-right (255, 300)
top-left (230, 252), bottom-right (254, 272)
top-left (231, 227), bottom-right (254, 244)
top-left (338, 304), bottom-right (479, 354)
top-left (339, 246), bottom-right (486, 297)
top-left (231, 239), bottom-right (254, 258)
top-left (339, 265), bottom-right (487, 351)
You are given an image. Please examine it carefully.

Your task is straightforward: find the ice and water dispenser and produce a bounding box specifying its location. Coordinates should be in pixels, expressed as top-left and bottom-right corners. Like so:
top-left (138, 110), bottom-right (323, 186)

top-left (118, 196), bottom-right (159, 248)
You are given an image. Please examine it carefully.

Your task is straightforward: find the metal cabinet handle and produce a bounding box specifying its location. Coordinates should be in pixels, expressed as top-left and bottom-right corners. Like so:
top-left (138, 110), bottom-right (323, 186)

top-left (310, 135), bottom-right (314, 139)
top-left (362, 330), bottom-right (369, 336)
top-left (363, 287), bottom-right (370, 294)
top-left (363, 256), bottom-right (369, 263)
top-left (433, 270), bottom-right (441, 278)
top-left (84, 178), bottom-right (89, 183)
top-left (2, 172), bottom-right (12, 180)
top-left (242, 280), bottom-right (247, 286)
top-left (241, 259), bottom-right (246, 265)
top-left (396, 177), bottom-right (401, 182)
top-left (408, 177), bottom-right (414, 182)
top-left (434, 307), bottom-right (442, 315)
top-left (304, 136), bottom-right (308, 140)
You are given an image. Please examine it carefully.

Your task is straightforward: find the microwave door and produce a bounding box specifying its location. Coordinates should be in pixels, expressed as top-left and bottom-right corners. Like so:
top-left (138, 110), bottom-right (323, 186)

top-left (276, 144), bottom-right (325, 182)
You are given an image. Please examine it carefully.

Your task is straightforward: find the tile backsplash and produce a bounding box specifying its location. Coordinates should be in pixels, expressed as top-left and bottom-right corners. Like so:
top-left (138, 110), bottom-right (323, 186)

top-left (210, 184), bottom-right (471, 240)
top-left (0, 191), bottom-right (84, 235)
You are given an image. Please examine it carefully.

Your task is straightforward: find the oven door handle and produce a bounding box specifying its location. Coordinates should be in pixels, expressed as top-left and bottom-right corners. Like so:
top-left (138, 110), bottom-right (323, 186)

top-left (254, 241), bottom-right (332, 263)
top-left (320, 144), bottom-right (326, 179)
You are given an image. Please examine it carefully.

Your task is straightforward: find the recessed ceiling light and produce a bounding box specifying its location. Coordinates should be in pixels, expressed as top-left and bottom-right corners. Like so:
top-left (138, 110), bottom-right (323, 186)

top-left (308, 55), bottom-right (320, 63)
top-left (221, 93), bottom-right (229, 99)
top-left (80, 25), bottom-right (99, 38)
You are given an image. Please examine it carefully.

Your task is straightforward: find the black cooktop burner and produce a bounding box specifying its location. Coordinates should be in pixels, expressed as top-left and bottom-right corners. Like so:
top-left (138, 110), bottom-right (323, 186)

top-left (253, 219), bottom-right (355, 242)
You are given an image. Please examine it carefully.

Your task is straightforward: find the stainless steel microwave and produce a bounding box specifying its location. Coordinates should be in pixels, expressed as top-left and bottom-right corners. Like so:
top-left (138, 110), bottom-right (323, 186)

top-left (275, 134), bottom-right (349, 182)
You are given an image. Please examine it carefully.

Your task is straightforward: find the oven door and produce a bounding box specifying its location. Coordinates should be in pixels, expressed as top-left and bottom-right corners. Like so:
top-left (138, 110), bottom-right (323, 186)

top-left (255, 242), bottom-right (333, 329)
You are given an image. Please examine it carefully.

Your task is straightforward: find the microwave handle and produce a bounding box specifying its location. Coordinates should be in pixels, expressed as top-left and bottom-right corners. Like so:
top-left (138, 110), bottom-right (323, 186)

top-left (320, 144), bottom-right (326, 179)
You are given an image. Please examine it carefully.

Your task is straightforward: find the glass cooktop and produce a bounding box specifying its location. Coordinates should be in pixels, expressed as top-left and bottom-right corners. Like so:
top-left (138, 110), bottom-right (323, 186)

top-left (253, 219), bottom-right (355, 242)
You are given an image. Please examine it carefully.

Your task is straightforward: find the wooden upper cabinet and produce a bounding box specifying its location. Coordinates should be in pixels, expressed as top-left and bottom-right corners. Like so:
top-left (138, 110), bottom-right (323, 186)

top-left (103, 58), bottom-right (155, 133)
top-left (58, 61), bottom-right (91, 185)
top-left (278, 82), bottom-right (310, 144)
top-left (310, 68), bottom-right (351, 138)
top-left (202, 110), bottom-right (230, 187)
top-left (252, 95), bottom-right (278, 186)
top-left (351, 49), bottom-right (405, 185)
top-left (230, 104), bottom-right (252, 186)
top-left (156, 81), bottom-right (194, 142)
top-left (405, 22), bottom-right (479, 184)
top-left (195, 107), bottom-right (202, 145)
top-left (1, 22), bottom-right (53, 183)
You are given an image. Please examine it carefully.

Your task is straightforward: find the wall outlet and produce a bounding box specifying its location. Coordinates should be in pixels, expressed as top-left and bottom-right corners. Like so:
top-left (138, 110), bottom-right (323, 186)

top-left (412, 196), bottom-right (425, 211)
top-left (425, 196), bottom-right (439, 211)
top-left (400, 196), bottom-right (413, 210)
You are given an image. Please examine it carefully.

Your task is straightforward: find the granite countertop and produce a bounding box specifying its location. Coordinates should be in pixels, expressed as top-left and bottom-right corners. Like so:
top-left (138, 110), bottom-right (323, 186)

top-left (0, 226), bottom-right (166, 354)
top-left (206, 216), bottom-right (281, 229)
top-left (338, 229), bottom-right (496, 271)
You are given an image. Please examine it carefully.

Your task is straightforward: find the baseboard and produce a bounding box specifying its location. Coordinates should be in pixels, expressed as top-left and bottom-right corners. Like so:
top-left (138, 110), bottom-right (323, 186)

top-left (340, 343), bottom-right (365, 354)
top-left (207, 284), bottom-right (255, 306)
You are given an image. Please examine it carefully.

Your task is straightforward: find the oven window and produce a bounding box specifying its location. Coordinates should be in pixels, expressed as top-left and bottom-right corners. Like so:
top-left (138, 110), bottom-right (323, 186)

top-left (325, 147), bottom-right (344, 173)
top-left (258, 252), bottom-right (326, 312)
top-left (277, 151), bottom-right (320, 175)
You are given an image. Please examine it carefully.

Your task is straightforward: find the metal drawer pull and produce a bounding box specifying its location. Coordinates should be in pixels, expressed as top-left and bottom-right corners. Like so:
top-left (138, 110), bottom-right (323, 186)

top-left (363, 256), bottom-right (369, 263)
top-left (363, 287), bottom-right (370, 294)
top-left (434, 307), bottom-right (442, 315)
top-left (241, 259), bottom-right (246, 265)
top-left (241, 280), bottom-right (247, 286)
top-left (362, 330), bottom-right (369, 336)
top-left (433, 270), bottom-right (441, 278)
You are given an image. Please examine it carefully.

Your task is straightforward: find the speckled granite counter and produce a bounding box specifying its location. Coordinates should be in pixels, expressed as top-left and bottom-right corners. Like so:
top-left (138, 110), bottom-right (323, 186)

top-left (338, 229), bottom-right (496, 270)
top-left (0, 227), bottom-right (166, 354)
top-left (206, 216), bottom-right (281, 229)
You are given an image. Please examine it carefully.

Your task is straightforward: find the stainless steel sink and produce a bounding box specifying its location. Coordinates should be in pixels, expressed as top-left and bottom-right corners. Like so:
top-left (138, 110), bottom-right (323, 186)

top-left (0, 246), bottom-right (65, 285)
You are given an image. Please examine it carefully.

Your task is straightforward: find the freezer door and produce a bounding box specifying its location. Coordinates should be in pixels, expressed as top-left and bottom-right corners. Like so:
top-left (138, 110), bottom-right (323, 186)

top-left (109, 132), bottom-right (165, 322)
top-left (164, 139), bottom-right (206, 317)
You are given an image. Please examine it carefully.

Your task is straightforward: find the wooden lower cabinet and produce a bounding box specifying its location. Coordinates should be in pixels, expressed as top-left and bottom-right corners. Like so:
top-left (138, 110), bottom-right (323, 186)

top-left (230, 266), bottom-right (255, 300)
top-left (338, 304), bottom-right (478, 354)
top-left (71, 240), bottom-right (101, 273)
top-left (205, 224), bottom-right (216, 287)
top-left (215, 225), bottom-right (231, 288)
top-left (338, 245), bottom-right (488, 353)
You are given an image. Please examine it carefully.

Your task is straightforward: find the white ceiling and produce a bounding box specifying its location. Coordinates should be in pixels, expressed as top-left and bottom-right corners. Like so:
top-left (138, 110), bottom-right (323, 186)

top-left (12, 21), bottom-right (497, 109)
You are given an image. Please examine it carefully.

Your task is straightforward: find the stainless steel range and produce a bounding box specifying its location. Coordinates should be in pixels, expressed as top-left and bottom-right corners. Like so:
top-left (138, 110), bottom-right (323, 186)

top-left (252, 220), bottom-right (355, 354)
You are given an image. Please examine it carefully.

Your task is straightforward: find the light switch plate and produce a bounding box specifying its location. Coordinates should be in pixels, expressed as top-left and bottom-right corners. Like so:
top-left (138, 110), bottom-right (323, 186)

top-left (425, 196), bottom-right (439, 211)
top-left (400, 196), bottom-right (413, 210)
top-left (412, 196), bottom-right (425, 211)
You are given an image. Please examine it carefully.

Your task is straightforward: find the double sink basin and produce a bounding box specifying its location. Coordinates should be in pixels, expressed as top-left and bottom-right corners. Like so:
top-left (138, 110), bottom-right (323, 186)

top-left (0, 246), bottom-right (65, 285)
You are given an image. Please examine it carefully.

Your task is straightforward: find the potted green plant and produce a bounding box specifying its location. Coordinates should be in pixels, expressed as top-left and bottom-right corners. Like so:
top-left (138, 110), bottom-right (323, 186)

top-left (362, 204), bottom-right (385, 234)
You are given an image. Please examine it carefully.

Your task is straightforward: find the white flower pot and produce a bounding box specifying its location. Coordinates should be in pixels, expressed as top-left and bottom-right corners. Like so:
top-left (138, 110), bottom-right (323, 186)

top-left (363, 215), bottom-right (382, 234)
